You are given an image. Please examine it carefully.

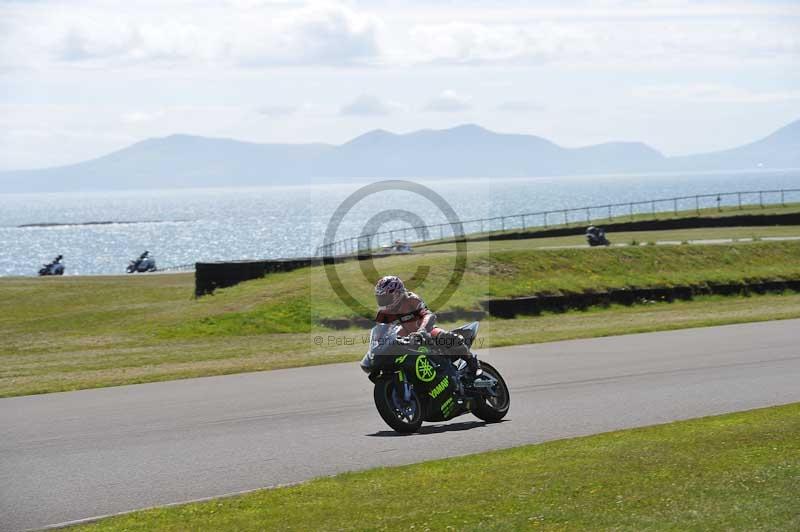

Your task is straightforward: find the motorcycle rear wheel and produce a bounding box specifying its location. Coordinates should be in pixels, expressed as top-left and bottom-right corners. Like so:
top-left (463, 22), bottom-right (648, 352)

top-left (374, 378), bottom-right (423, 433)
top-left (472, 362), bottom-right (510, 422)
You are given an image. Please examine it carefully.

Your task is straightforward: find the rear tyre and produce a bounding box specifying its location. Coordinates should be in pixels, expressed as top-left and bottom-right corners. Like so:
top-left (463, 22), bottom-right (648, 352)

top-left (374, 378), bottom-right (423, 433)
top-left (472, 362), bottom-right (510, 422)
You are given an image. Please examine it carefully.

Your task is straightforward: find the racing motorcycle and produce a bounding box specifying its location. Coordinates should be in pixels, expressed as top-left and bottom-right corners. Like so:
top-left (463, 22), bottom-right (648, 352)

top-left (586, 226), bottom-right (610, 247)
top-left (126, 251), bottom-right (157, 273)
top-left (38, 255), bottom-right (65, 276)
top-left (360, 322), bottom-right (510, 433)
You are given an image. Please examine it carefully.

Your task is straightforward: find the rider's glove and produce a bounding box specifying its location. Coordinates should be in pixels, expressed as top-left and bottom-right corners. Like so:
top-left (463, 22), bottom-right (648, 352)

top-left (414, 329), bottom-right (432, 345)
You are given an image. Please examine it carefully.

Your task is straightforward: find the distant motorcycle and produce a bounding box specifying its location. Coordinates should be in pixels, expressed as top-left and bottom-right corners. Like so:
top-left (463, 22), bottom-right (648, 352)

top-left (380, 240), bottom-right (413, 254)
top-left (38, 255), bottom-right (65, 276)
top-left (127, 251), bottom-right (157, 273)
top-left (360, 321), bottom-right (510, 433)
top-left (586, 226), bottom-right (610, 247)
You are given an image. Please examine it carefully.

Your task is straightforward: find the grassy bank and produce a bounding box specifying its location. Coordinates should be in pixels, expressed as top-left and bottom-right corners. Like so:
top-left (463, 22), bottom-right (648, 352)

top-left (75, 402), bottom-right (800, 531)
top-left (3, 240), bottom-right (800, 397)
top-left (3, 291), bottom-right (800, 398)
top-left (169, 240), bottom-right (800, 333)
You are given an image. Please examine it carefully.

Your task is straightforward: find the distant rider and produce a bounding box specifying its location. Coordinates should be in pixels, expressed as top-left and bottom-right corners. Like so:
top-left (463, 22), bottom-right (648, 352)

top-left (373, 275), bottom-right (480, 375)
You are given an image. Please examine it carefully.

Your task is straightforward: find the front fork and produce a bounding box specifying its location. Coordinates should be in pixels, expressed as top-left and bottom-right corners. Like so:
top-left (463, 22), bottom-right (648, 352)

top-left (396, 370), bottom-right (413, 403)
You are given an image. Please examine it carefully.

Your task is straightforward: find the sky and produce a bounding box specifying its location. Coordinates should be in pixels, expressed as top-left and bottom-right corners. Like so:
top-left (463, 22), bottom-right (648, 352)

top-left (1, 0), bottom-right (799, 171)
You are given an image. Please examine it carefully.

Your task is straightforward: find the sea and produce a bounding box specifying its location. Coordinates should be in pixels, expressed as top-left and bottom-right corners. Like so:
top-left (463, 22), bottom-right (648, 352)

top-left (1, 170), bottom-right (799, 276)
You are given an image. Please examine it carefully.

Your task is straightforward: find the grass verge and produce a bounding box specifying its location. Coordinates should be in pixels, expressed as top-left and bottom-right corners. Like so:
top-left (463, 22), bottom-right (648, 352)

top-left (74, 402), bottom-right (800, 531)
top-left (2, 291), bottom-right (800, 398)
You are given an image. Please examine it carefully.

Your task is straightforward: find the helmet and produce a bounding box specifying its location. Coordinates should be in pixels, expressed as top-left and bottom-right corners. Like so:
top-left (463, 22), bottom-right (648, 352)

top-left (375, 275), bottom-right (405, 310)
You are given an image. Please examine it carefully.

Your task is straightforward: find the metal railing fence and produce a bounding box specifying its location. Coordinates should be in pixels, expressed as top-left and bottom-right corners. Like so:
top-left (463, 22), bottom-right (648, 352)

top-left (316, 188), bottom-right (800, 256)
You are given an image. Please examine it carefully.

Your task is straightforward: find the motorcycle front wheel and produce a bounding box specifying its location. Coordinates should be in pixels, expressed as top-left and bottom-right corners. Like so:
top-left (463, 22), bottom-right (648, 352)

top-left (374, 378), bottom-right (423, 433)
top-left (472, 362), bottom-right (510, 422)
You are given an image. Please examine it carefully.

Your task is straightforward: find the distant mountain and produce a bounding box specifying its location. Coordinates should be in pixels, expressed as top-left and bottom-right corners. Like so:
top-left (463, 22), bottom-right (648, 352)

top-left (668, 119), bottom-right (800, 171)
top-left (0, 135), bottom-right (333, 192)
top-left (1, 119), bottom-right (798, 192)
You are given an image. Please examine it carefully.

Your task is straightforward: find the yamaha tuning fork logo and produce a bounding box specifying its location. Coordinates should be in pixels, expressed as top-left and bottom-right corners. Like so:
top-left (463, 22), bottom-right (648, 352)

top-left (322, 180), bottom-right (468, 319)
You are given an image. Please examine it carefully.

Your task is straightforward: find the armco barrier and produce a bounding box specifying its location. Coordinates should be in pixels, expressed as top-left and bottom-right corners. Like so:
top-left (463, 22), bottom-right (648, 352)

top-left (480, 279), bottom-right (800, 318)
top-left (195, 254), bottom-right (378, 296)
top-left (195, 258), bottom-right (321, 296)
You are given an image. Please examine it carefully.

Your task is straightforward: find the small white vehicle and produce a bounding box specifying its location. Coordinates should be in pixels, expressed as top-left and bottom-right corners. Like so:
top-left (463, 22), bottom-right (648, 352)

top-left (381, 240), bottom-right (413, 254)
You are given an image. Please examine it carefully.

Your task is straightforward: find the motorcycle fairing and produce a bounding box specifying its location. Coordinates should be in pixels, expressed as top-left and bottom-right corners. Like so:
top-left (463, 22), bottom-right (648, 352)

top-left (362, 323), bottom-right (464, 421)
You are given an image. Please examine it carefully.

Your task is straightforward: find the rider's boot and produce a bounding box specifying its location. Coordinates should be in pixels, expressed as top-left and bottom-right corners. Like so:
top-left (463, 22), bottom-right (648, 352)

top-left (442, 334), bottom-right (482, 378)
top-left (465, 352), bottom-right (482, 377)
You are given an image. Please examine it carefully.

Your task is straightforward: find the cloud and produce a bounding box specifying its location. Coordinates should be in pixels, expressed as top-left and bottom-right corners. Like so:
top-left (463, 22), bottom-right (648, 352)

top-left (2, 2), bottom-right (381, 69)
top-left (496, 100), bottom-right (543, 112)
top-left (233, 3), bottom-right (381, 66)
top-left (423, 90), bottom-right (471, 112)
top-left (2, 1), bottom-right (798, 72)
top-left (339, 94), bottom-right (401, 116)
top-left (256, 105), bottom-right (299, 118)
top-left (121, 110), bottom-right (165, 123)
top-left (409, 22), bottom-right (581, 65)
top-left (632, 84), bottom-right (800, 103)
top-left (405, 17), bottom-right (799, 67)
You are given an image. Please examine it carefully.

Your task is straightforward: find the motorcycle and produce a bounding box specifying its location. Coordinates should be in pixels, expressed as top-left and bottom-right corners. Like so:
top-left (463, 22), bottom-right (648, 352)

top-left (586, 226), bottom-right (610, 247)
top-left (127, 251), bottom-right (157, 273)
top-left (360, 321), bottom-right (510, 433)
top-left (38, 255), bottom-right (65, 276)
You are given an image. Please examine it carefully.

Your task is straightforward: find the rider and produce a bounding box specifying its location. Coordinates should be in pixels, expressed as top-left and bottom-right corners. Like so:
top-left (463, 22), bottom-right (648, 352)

top-left (374, 275), bottom-right (480, 375)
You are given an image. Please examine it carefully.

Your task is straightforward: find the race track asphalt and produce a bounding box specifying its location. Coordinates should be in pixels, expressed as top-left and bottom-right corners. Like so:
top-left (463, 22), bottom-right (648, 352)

top-left (2, 319), bottom-right (799, 531)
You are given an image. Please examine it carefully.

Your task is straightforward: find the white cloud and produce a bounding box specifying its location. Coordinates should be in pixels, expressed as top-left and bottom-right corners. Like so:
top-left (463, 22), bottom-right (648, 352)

top-left (121, 110), bottom-right (164, 123)
top-left (2, 1), bottom-right (798, 71)
top-left (339, 94), bottom-right (401, 116)
top-left (423, 90), bottom-right (472, 112)
top-left (405, 17), bottom-right (799, 67)
top-left (496, 101), bottom-right (543, 112)
top-left (1, 2), bottom-right (381, 69)
top-left (256, 105), bottom-right (298, 117)
top-left (409, 22), bottom-right (589, 65)
top-left (632, 84), bottom-right (800, 103)
top-left (233, 3), bottom-right (381, 66)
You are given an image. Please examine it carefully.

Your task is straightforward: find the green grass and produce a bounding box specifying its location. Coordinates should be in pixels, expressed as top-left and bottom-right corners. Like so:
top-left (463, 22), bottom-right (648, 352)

top-left (74, 402), bottom-right (800, 531)
top-left (3, 240), bottom-right (800, 397)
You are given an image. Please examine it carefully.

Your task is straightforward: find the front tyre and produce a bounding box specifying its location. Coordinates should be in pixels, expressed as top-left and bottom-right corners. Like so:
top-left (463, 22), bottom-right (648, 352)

top-left (374, 378), bottom-right (423, 433)
top-left (472, 362), bottom-right (510, 422)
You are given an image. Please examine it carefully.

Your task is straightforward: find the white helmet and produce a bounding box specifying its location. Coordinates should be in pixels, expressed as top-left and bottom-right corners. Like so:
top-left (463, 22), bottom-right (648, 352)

top-left (375, 275), bottom-right (405, 310)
